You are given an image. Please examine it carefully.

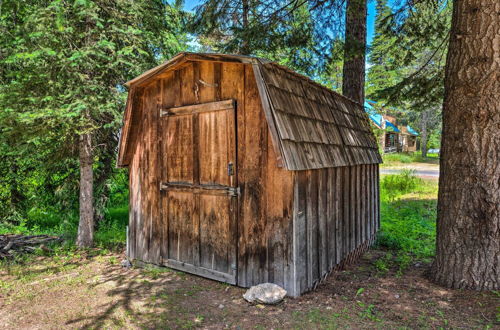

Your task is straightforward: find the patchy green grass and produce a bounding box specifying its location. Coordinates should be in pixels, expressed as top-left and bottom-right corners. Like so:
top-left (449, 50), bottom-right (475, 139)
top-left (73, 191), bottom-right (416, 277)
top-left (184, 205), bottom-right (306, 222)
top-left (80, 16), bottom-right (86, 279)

top-left (0, 203), bottom-right (128, 252)
top-left (381, 152), bottom-right (439, 167)
top-left (376, 171), bottom-right (438, 274)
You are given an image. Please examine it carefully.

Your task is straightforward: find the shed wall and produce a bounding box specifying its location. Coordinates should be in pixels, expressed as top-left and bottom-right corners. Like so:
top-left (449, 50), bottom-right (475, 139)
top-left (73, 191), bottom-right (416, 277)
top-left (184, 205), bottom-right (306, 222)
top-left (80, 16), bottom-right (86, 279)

top-left (291, 164), bottom-right (380, 295)
top-left (126, 59), bottom-right (380, 297)
top-left (127, 61), bottom-right (295, 292)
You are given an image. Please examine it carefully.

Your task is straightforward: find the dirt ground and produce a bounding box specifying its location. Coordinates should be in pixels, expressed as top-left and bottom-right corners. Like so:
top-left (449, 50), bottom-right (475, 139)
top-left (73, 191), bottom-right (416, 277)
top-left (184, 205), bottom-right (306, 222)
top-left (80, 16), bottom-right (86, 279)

top-left (0, 249), bottom-right (498, 329)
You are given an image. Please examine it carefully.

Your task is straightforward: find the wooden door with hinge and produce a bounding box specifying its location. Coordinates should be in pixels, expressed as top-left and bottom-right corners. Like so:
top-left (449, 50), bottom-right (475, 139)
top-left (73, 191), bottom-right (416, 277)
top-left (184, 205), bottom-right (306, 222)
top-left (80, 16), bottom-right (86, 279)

top-left (159, 99), bottom-right (238, 284)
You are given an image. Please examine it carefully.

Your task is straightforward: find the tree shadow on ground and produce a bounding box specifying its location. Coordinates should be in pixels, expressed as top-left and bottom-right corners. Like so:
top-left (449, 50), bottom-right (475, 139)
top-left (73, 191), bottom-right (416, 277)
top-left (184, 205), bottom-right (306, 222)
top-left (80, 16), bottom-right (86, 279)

top-left (64, 262), bottom-right (241, 329)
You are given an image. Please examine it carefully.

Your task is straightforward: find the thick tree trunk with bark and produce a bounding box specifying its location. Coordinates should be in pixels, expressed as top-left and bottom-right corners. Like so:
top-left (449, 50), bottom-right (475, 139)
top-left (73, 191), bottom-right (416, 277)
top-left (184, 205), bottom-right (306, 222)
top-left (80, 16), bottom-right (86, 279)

top-left (433, 0), bottom-right (499, 290)
top-left (76, 132), bottom-right (94, 248)
top-left (342, 0), bottom-right (367, 104)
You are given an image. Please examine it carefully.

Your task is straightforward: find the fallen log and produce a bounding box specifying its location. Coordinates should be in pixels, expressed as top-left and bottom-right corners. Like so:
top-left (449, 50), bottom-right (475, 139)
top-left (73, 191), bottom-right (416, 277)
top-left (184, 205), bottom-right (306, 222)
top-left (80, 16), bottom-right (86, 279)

top-left (0, 234), bottom-right (62, 259)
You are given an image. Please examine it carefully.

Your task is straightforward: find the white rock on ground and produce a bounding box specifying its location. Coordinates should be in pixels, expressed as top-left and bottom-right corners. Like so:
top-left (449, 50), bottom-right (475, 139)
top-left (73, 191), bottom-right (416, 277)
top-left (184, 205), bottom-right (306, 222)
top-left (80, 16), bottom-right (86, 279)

top-left (243, 283), bottom-right (287, 304)
top-left (121, 259), bottom-right (132, 268)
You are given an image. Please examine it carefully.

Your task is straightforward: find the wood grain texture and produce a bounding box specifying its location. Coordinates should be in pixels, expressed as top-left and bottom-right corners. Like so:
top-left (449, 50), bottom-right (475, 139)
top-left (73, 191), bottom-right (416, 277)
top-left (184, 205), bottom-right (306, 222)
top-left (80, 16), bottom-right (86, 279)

top-left (290, 164), bottom-right (379, 295)
top-left (123, 56), bottom-right (381, 297)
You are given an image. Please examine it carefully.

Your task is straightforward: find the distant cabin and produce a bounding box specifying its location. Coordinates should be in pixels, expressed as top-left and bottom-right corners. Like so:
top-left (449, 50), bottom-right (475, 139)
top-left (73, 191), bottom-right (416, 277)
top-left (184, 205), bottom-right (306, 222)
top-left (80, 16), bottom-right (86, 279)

top-left (364, 100), bottom-right (419, 154)
top-left (117, 52), bottom-right (382, 296)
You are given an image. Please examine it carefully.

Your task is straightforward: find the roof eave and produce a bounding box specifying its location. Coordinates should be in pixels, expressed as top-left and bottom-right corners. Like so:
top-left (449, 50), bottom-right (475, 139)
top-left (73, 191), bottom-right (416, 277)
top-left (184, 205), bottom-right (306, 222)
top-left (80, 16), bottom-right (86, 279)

top-left (116, 87), bottom-right (135, 167)
top-left (124, 52), bottom-right (266, 88)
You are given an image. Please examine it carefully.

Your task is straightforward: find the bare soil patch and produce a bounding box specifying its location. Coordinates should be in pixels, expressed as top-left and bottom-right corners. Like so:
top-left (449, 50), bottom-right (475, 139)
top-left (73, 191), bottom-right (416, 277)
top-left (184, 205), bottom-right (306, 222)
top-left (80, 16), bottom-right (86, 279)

top-left (0, 250), bottom-right (498, 329)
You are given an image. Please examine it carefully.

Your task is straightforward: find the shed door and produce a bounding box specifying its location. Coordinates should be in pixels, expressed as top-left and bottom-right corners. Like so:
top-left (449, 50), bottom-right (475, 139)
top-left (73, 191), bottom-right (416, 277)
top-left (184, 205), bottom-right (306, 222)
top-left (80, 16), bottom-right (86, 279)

top-left (160, 100), bottom-right (237, 284)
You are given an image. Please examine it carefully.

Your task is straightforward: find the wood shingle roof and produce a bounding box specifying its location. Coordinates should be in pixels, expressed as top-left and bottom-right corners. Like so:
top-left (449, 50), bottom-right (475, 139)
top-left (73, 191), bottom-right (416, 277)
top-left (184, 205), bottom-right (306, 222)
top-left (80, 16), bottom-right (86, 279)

top-left (256, 62), bottom-right (382, 170)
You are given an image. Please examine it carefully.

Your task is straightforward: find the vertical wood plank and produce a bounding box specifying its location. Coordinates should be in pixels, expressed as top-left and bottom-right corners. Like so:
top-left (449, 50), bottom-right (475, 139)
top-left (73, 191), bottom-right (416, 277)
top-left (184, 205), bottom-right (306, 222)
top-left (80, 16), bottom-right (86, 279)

top-left (264, 131), bottom-right (294, 290)
top-left (356, 165), bottom-right (362, 248)
top-left (181, 62), bottom-right (196, 106)
top-left (167, 191), bottom-right (197, 264)
top-left (334, 167), bottom-right (342, 265)
top-left (160, 71), bottom-right (179, 261)
top-left (363, 165), bottom-right (370, 240)
top-left (149, 80), bottom-right (161, 264)
top-left (373, 164), bottom-right (376, 234)
top-left (350, 165), bottom-right (356, 254)
top-left (239, 64), bottom-right (268, 286)
top-left (197, 61), bottom-right (215, 103)
top-left (193, 192), bottom-right (200, 268)
top-left (142, 86), bottom-right (152, 263)
top-left (343, 166), bottom-right (350, 258)
top-left (367, 165), bottom-right (372, 241)
top-left (219, 62), bottom-right (246, 286)
top-left (370, 164), bottom-right (375, 240)
top-left (306, 170), bottom-right (319, 287)
top-left (191, 63), bottom-right (201, 259)
top-left (199, 194), bottom-right (232, 271)
top-left (358, 164), bottom-right (366, 244)
top-left (294, 171), bottom-right (308, 294)
top-left (327, 168), bottom-right (336, 270)
top-left (318, 170), bottom-right (328, 277)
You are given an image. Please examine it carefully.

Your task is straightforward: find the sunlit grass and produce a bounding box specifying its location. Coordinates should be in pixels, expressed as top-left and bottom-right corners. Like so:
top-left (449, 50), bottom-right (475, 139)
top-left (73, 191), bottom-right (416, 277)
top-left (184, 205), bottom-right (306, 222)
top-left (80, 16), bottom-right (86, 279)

top-left (381, 152), bottom-right (439, 167)
top-left (376, 172), bottom-right (438, 274)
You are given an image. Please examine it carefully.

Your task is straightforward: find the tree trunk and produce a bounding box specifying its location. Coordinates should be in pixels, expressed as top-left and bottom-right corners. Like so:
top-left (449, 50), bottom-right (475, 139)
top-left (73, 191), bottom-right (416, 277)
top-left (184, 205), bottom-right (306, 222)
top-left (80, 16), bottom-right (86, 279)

top-left (76, 132), bottom-right (94, 248)
top-left (241, 0), bottom-right (250, 55)
top-left (342, 0), bottom-right (367, 104)
top-left (432, 0), bottom-right (499, 290)
top-left (420, 111), bottom-right (428, 157)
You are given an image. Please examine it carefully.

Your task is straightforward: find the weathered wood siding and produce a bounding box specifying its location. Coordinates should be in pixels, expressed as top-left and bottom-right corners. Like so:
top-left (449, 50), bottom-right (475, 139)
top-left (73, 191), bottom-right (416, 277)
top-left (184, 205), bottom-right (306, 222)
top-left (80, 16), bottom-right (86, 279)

top-left (127, 82), bottom-right (161, 264)
top-left (127, 61), bottom-right (295, 291)
top-left (126, 58), bottom-right (380, 297)
top-left (290, 164), bottom-right (379, 296)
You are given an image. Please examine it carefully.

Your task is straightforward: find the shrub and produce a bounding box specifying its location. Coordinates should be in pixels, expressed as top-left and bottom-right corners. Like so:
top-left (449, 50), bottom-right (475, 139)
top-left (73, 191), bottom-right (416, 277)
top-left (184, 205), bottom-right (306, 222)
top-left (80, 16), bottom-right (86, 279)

top-left (381, 169), bottom-right (421, 200)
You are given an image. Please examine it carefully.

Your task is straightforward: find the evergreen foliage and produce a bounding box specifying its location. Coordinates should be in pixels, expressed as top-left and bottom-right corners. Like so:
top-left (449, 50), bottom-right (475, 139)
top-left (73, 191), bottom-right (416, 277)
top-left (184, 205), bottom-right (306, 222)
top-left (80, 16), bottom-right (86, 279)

top-left (367, 0), bottom-right (450, 109)
top-left (189, 0), bottom-right (346, 76)
top-left (0, 0), bottom-right (186, 225)
top-left (366, 0), bottom-right (450, 152)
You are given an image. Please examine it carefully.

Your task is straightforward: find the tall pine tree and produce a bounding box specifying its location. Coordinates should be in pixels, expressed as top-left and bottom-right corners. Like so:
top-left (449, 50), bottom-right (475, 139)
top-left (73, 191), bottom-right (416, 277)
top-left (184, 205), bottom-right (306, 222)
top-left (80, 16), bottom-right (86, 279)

top-left (0, 0), bottom-right (186, 246)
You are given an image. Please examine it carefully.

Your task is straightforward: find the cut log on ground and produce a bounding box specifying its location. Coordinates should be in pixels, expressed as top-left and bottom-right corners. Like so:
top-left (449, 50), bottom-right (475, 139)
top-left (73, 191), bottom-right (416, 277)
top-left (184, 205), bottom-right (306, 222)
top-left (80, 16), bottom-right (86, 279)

top-left (0, 234), bottom-right (62, 259)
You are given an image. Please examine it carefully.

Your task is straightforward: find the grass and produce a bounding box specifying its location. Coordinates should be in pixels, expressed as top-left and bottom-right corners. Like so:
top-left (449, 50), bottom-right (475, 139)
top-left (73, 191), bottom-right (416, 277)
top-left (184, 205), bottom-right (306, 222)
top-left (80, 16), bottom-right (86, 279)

top-left (94, 205), bottom-right (128, 249)
top-left (0, 203), bottom-right (128, 252)
top-left (376, 171), bottom-right (438, 274)
top-left (381, 152), bottom-right (439, 167)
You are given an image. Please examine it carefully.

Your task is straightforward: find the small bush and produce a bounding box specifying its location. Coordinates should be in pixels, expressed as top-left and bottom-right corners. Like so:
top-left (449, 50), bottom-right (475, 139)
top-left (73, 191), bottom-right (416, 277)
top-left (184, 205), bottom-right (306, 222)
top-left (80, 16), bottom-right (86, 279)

top-left (26, 206), bottom-right (64, 229)
top-left (381, 169), bottom-right (421, 200)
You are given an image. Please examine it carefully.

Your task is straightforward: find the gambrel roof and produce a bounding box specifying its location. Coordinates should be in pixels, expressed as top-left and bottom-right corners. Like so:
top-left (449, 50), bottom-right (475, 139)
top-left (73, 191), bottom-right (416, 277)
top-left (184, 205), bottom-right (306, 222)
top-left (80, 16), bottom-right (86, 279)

top-left (118, 52), bottom-right (382, 169)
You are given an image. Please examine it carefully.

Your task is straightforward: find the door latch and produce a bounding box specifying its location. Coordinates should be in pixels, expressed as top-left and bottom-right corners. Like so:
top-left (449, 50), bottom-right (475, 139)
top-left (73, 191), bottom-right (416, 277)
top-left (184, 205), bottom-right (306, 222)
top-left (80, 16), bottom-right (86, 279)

top-left (227, 162), bottom-right (234, 176)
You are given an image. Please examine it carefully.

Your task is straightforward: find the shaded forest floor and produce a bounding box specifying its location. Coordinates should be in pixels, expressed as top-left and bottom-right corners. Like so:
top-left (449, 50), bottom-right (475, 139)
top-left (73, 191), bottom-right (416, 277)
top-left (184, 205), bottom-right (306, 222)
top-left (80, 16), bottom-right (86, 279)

top-left (1, 249), bottom-right (498, 329)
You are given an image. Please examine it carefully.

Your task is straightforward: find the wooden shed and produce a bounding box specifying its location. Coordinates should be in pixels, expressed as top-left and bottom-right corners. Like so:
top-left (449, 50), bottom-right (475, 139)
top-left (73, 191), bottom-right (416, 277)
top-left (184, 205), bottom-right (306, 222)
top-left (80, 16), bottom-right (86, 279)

top-left (117, 52), bottom-right (382, 296)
